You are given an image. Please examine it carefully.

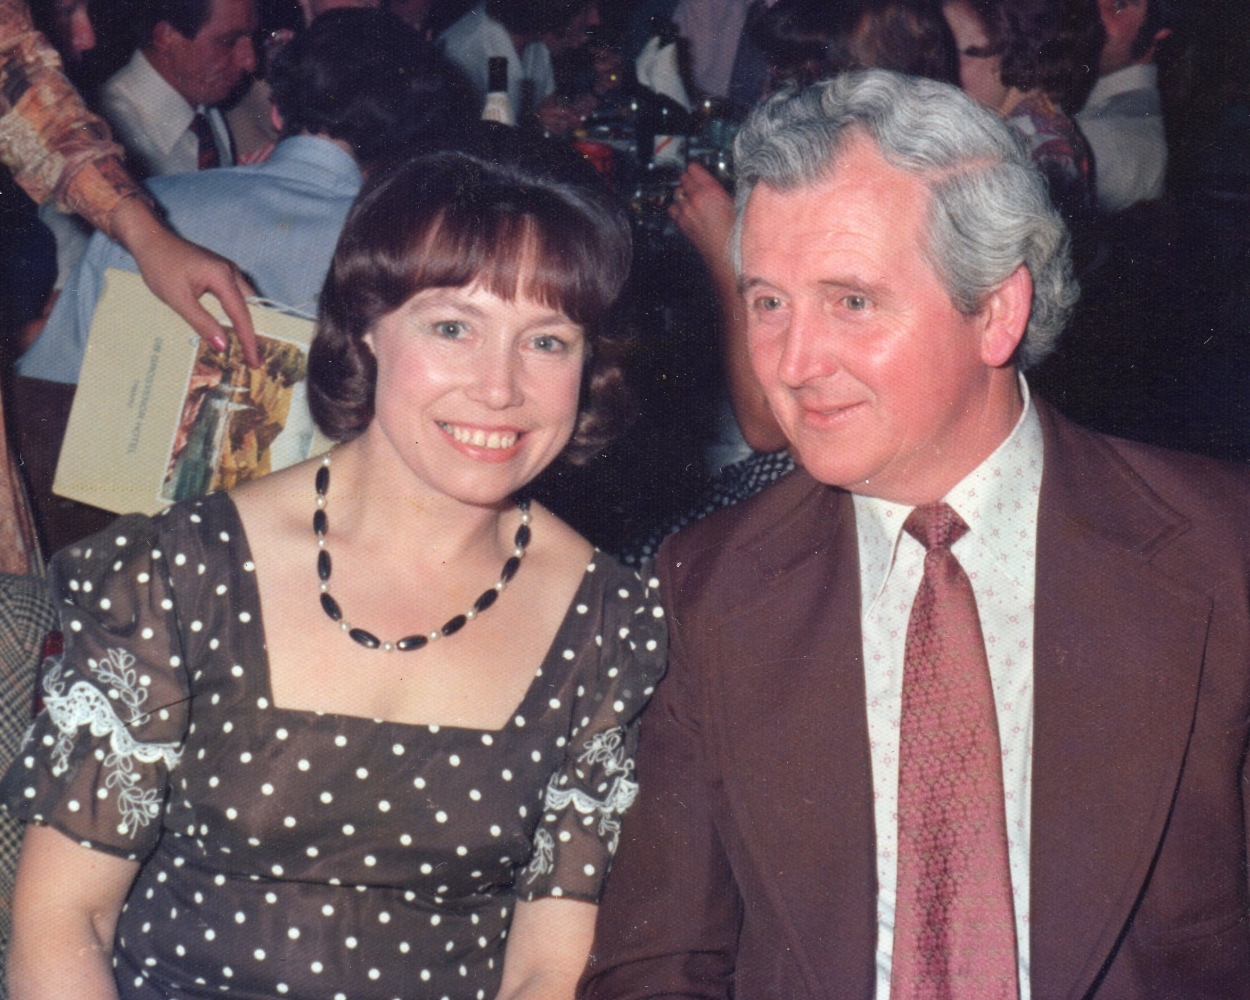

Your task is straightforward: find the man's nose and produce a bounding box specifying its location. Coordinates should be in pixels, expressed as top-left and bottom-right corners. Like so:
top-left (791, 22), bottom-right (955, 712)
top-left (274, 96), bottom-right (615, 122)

top-left (236, 36), bottom-right (258, 74)
top-left (776, 305), bottom-right (835, 388)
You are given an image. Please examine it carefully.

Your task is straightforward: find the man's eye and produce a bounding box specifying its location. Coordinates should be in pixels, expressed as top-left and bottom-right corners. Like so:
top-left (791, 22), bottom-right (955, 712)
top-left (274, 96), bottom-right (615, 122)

top-left (434, 321), bottom-right (466, 339)
top-left (843, 295), bottom-right (869, 311)
top-left (756, 296), bottom-right (784, 311)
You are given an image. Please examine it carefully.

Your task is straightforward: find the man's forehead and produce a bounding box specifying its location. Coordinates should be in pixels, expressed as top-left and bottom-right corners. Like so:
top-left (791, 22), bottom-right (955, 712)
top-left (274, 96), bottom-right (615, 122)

top-left (739, 144), bottom-right (931, 266)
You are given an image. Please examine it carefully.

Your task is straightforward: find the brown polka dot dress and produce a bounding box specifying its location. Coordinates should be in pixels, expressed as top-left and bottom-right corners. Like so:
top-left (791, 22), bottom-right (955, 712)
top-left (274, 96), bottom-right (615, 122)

top-left (0, 491), bottom-right (666, 1000)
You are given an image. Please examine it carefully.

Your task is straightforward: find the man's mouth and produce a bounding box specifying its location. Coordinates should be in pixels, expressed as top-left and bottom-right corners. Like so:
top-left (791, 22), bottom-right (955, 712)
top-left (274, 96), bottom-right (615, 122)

top-left (437, 422), bottom-right (520, 450)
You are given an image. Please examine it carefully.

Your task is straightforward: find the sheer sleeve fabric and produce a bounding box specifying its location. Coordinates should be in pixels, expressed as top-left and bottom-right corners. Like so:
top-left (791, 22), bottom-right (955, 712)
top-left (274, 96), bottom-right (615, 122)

top-left (521, 561), bottom-right (667, 904)
top-left (0, 513), bottom-right (191, 861)
top-left (0, 0), bottom-right (139, 228)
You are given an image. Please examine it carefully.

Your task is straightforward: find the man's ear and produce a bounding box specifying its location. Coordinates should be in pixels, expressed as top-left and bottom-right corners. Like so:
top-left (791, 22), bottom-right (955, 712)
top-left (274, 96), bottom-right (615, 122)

top-left (269, 104), bottom-right (283, 135)
top-left (150, 19), bottom-right (178, 54)
top-left (978, 264), bottom-right (1032, 368)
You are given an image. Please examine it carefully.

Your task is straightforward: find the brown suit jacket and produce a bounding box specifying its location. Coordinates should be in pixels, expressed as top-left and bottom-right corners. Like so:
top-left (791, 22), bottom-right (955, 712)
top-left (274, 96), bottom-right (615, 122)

top-left (581, 403), bottom-right (1250, 999)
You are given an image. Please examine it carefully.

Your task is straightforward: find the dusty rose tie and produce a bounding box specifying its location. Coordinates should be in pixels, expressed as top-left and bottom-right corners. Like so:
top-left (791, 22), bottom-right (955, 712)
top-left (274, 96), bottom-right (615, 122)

top-left (191, 111), bottom-right (221, 170)
top-left (890, 502), bottom-right (1019, 1000)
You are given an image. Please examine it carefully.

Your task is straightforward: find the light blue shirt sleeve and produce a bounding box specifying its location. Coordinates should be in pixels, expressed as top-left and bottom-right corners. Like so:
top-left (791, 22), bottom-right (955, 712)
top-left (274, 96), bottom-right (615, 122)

top-left (17, 230), bottom-right (139, 385)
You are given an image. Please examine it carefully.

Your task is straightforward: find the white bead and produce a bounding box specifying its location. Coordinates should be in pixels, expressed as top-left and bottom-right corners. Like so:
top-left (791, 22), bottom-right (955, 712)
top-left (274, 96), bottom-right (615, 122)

top-left (316, 495), bottom-right (326, 509)
top-left (465, 609), bottom-right (476, 620)
top-left (428, 631), bottom-right (441, 641)
top-left (513, 547), bottom-right (524, 558)
top-left (317, 538), bottom-right (326, 548)
top-left (382, 642), bottom-right (394, 652)
top-left (319, 583), bottom-right (328, 593)
top-left (340, 621), bottom-right (350, 631)
top-left (495, 581), bottom-right (505, 591)
top-left (322, 455), bottom-right (331, 466)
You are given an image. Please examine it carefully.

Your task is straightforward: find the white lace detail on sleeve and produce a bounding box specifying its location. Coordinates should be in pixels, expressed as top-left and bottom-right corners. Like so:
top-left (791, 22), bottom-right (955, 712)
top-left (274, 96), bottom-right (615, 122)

top-left (525, 827), bottom-right (556, 883)
top-left (530, 726), bottom-right (638, 877)
top-left (41, 648), bottom-right (183, 838)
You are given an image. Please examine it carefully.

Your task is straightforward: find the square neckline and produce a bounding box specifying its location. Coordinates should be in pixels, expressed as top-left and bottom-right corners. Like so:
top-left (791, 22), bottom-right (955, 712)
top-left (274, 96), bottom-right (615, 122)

top-left (206, 491), bottom-right (600, 736)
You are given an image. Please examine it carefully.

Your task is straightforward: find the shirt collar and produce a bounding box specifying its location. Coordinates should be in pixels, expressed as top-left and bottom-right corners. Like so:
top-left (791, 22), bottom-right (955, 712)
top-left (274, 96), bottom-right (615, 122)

top-left (1084, 62), bottom-right (1159, 110)
top-left (129, 49), bottom-right (198, 156)
top-left (854, 378), bottom-right (1043, 612)
top-left (263, 135), bottom-right (363, 190)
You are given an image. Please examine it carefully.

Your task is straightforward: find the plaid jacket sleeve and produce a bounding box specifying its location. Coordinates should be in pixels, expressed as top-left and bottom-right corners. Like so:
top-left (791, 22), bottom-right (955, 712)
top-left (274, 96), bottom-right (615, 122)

top-left (0, 573), bottom-right (58, 987)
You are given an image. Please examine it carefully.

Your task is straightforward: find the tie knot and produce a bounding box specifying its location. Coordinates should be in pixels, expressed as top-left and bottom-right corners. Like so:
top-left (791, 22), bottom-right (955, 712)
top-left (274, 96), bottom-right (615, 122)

top-left (903, 501), bottom-right (968, 551)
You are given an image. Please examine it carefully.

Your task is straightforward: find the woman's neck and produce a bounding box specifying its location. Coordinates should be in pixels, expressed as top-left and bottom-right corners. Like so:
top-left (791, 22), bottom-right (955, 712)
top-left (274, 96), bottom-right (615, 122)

top-left (323, 434), bottom-right (515, 570)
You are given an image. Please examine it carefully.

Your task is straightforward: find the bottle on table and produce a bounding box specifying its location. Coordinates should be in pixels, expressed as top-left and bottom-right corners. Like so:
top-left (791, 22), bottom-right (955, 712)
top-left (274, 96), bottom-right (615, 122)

top-left (482, 56), bottom-right (514, 126)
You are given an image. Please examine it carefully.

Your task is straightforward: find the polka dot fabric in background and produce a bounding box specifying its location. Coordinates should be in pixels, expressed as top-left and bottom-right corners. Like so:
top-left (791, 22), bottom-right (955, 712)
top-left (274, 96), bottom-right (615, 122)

top-left (0, 491), bottom-right (666, 999)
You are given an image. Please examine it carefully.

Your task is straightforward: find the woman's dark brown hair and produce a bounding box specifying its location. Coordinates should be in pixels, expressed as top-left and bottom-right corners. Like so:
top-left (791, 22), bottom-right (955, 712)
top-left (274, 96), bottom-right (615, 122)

top-left (309, 124), bottom-right (633, 464)
top-left (754, 0), bottom-right (959, 91)
top-left (970, 0), bottom-right (1105, 112)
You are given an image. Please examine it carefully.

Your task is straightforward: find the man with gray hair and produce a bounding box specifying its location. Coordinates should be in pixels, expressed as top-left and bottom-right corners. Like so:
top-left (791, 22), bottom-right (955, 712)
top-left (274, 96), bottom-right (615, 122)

top-left (580, 69), bottom-right (1250, 1000)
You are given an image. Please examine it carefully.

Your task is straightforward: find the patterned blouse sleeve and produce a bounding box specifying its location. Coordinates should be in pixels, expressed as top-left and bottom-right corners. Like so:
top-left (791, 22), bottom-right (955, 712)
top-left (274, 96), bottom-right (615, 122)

top-left (0, 0), bottom-right (139, 228)
top-left (520, 560), bottom-right (667, 903)
top-left (0, 513), bottom-right (191, 862)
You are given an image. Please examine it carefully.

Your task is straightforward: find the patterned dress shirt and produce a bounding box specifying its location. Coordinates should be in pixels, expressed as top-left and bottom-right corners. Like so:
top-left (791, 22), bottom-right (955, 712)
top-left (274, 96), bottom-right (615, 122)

top-left (854, 382), bottom-right (1043, 1000)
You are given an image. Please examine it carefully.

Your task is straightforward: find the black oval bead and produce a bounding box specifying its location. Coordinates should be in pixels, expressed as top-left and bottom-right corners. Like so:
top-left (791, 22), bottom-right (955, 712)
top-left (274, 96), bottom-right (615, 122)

top-left (315, 464), bottom-right (330, 496)
top-left (349, 627), bottom-right (380, 649)
top-left (500, 556), bottom-right (521, 583)
top-left (396, 634), bottom-right (429, 651)
top-left (514, 523), bottom-right (531, 549)
top-left (441, 614), bottom-right (467, 636)
top-left (473, 588), bottom-right (498, 614)
top-left (317, 549), bottom-right (331, 581)
top-left (320, 592), bottom-right (342, 621)
top-left (313, 509), bottom-right (327, 536)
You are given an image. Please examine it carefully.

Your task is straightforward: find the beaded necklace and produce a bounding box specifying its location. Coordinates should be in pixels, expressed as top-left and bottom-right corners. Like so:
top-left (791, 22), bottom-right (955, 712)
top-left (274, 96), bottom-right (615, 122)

top-left (313, 454), bottom-right (532, 651)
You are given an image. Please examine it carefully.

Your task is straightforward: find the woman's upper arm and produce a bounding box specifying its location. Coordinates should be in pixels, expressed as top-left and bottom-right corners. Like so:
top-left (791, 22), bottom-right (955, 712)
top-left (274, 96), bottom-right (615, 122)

top-left (13, 823), bottom-right (139, 933)
top-left (9, 823), bottom-right (140, 1000)
top-left (495, 896), bottom-right (598, 1000)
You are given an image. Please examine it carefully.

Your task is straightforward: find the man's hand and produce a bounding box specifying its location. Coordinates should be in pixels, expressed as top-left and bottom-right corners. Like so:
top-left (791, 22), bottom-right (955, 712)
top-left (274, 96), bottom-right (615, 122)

top-left (109, 197), bottom-right (261, 367)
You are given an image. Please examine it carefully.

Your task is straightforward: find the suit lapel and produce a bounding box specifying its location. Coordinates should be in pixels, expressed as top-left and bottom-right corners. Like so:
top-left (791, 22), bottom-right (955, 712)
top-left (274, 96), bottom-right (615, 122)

top-left (1030, 406), bottom-right (1212, 1000)
top-left (713, 480), bottom-right (878, 996)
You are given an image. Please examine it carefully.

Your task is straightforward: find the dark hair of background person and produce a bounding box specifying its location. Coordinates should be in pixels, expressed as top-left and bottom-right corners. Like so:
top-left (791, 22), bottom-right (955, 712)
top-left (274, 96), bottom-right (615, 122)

top-left (753, 0), bottom-right (959, 90)
top-left (136, 0), bottom-right (213, 45)
top-left (266, 8), bottom-right (475, 168)
top-left (484, 0), bottom-right (595, 36)
top-left (310, 124), bottom-right (635, 464)
top-left (970, 0), bottom-right (1105, 113)
top-left (833, 0), bottom-right (959, 83)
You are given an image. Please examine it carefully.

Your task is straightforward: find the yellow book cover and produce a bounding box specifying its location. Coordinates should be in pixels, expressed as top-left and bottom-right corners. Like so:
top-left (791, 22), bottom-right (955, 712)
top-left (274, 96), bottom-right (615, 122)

top-left (55, 269), bottom-right (334, 515)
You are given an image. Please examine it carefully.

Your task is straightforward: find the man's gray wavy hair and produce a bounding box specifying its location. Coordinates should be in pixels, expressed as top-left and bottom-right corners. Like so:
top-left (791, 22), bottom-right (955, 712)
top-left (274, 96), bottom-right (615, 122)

top-left (730, 69), bottom-right (1078, 369)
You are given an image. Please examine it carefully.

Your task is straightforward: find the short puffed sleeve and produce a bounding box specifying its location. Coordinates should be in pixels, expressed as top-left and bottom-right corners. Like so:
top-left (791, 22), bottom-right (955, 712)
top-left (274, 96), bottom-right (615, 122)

top-left (0, 514), bottom-right (192, 861)
top-left (520, 558), bottom-right (666, 903)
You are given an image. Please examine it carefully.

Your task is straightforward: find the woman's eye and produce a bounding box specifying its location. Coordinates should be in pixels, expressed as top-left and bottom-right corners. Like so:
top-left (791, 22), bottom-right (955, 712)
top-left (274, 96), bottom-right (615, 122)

top-left (434, 320), bottom-right (468, 339)
top-left (531, 334), bottom-right (566, 353)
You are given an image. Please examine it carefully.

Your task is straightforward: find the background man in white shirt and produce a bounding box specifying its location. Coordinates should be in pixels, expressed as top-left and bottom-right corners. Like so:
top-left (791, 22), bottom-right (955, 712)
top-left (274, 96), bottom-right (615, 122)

top-left (101, 0), bottom-right (257, 179)
top-left (582, 69), bottom-right (1250, 1000)
top-left (1076, 0), bottom-right (1176, 213)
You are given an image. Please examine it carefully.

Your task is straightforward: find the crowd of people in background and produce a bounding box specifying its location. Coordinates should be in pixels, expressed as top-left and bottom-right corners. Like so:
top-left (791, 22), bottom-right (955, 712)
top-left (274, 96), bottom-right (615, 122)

top-left (2, 0), bottom-right (1249, 570)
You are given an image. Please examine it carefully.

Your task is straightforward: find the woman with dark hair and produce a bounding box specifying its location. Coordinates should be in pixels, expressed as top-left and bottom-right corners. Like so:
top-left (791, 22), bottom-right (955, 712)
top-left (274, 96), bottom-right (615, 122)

top-left (754, 0), bottom-right (959, 93)
top-left (942, 0), bottom-right (1103, 221)
top-left (2, 125), bottom-right (664, 1000)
